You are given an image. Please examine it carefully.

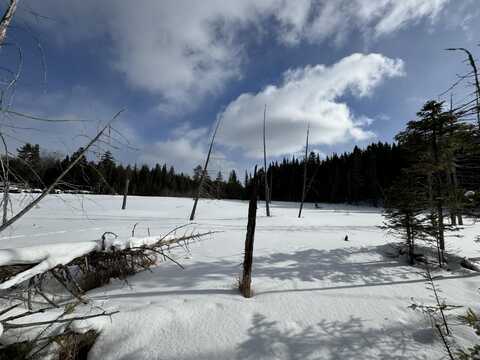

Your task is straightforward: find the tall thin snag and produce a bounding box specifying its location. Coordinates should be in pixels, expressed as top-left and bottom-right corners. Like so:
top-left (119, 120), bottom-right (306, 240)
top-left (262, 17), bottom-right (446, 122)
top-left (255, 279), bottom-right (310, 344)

top-left (298, 124), bottom-right (310, 218)
top-left (263, 105), bottom-right (270, 217)
top-left (241, 166), bottom-right (258, 298)
top-left (190, 116), bottom-right (222, 221)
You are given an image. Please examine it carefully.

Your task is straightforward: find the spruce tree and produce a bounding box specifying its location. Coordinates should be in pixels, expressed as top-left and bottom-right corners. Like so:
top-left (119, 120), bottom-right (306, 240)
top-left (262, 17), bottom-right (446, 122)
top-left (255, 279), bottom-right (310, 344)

top-left (395, 100), bottom-right (473, 265)
top-left (383, 171), bottom-right (429, 264)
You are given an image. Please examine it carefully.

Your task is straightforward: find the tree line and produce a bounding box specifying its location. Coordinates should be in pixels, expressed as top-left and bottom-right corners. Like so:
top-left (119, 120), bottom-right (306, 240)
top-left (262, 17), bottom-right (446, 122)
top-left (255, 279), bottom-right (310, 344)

top-left (254, 142), bottom-right (406, 206)
top-left (6, 145), bottom-right (245, 199)
top-left (5, 106), bottom-right (480, 217)
top-left (6, 139), bottom-right (413, 205)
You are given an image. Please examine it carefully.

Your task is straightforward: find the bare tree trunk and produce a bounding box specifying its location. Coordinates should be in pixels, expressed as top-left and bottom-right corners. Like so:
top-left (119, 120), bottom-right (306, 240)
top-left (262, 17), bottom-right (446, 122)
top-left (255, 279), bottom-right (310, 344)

top-left (190, 116), bottom-right (222, 221)
top-left (449, 212), bottom-right (456, 226)
top-left (0, 0), bottom-right (18, 47)
top-left (263, 105), bottom-right (270, 217)
top-left (449, 95), bottom-right (463, 226)
top-left (435, 324), bottom-right (454, 360)
top-left (431, 114), bottom-right (446, 265)
top-left (437, 200), bottom-right (445, 260)
top-left (298, 124), bottom-right (310, 218)
top-left (121, 178), bottom-right (129, 210)
top-left (0, 136), bottom-right (9, 225)
top-left (2, 180), bottom-right (8, 225)
top-left (447, 169), bottom-right (457, 226)
top-left (451, 165), bottom-right (463, 225)
top-left (0, 111), bottom-right (124, 233)
top-left (406, 214), bottom-right (414, 265)
top-left (269, 168), bottom-right (273, 202)
top-left (241, 166), bottom-right (258, 298)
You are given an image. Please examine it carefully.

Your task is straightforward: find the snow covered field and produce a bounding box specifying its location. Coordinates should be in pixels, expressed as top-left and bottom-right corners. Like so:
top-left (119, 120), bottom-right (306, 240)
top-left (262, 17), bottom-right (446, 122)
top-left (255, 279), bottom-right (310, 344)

top-left (1, 194), bottom-right (480, 359)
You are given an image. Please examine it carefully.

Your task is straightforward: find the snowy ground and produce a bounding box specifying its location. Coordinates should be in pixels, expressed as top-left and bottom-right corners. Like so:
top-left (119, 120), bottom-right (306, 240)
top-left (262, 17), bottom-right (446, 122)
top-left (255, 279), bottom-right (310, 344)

top-left (1, 194), bottom-right (480, 359)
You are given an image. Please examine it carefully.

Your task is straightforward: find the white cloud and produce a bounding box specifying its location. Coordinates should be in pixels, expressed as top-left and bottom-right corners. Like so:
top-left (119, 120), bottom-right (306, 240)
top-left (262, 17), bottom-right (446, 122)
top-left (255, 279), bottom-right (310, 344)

top-left (372, 0), bottom-right (447, 35)
top-left (140, 138), bottom-right (205, 174)
top-left (22, 0), bottom-right (447, 110)
top-left (138, 123), bottom-right (235, 174)
top-left (216, 53), bottom-right (404, 158)
top-left (3, 89), bottom-right (224, 174)
top-left (139, 123), bottom-right (208, 173)
top-left (1, 87), bottom-right (141, 164)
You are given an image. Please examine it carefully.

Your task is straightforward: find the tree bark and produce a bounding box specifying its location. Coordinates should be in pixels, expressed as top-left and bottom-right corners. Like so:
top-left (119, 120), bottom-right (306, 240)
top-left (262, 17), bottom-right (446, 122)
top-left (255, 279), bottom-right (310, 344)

top-left (241, 166), bottom-right (258, 298)
top-left (0, 0), bottom-right (18, 47)
top-left (121, 178), bottom-right (129, 210)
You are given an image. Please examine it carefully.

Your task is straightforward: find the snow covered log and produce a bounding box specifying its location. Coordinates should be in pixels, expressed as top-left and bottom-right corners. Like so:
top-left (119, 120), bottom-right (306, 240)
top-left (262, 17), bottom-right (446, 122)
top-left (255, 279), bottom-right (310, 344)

top-left (0, 242), bottom-right (98, 290)
top-left (0, 230), bottom-right (213, 291)
top-left (460, 257), bottom-right (480, 272)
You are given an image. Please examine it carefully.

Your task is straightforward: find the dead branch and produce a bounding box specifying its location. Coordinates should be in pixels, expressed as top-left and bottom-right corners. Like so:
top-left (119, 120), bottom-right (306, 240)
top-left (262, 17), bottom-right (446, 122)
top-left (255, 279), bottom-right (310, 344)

top-left (3, 310), bottom-right (118, 330)
top-left (131, 222), bottom-right (139, 237)
top-left (447, 48), bottom-right (480, 127)
top-left (0, 229), bottom-right (216, 301)
top-left (0, 109), bottom-right (125, 233)
top-left (0, 0), bottom-right (18, 47)
top-left (0, 108), bottom-right (88, 122)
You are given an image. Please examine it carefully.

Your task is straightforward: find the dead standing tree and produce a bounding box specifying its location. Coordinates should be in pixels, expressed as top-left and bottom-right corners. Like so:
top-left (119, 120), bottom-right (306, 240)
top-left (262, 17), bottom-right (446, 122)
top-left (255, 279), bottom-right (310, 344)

top-left (263, 105), bottom-right (270, 217)
top-left (298, 123), bottom-right (310, 218)
top-left (121, 177), bottom-right (129, 210)
top-left (443, 48), bottom-right (480, 225)
top-left (0, 135), bottom-right (9, 225)
top-left (240, 166), bottom-right (258, 298)
top-left (447, 47), bottom-right (480, 128)
top-left (189, 115), bottom-right (223, 221)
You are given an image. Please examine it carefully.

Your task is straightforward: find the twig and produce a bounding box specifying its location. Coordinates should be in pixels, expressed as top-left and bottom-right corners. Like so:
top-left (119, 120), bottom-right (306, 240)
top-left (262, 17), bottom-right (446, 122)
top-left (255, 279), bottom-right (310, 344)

top-left (3, 310), bottom-right (119, 330)
top-left (0, 0), bottom-right (18, 47)
top-left (0, 110), bottom-right (125, 233)
top-left (435, 323), bottom-right (455, 360)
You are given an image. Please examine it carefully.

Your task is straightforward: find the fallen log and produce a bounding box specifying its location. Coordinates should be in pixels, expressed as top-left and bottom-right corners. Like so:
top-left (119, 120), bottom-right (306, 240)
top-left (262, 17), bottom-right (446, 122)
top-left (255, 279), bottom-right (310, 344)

top-left (0, 228), bottom-right (216, 296)
top-left (460, 257), bottom-right (480, 272)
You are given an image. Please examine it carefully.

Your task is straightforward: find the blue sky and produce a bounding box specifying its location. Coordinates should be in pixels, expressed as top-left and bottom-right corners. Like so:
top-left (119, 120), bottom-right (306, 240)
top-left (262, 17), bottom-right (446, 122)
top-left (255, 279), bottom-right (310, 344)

top-left (2, 0), bottom-right (480, 174)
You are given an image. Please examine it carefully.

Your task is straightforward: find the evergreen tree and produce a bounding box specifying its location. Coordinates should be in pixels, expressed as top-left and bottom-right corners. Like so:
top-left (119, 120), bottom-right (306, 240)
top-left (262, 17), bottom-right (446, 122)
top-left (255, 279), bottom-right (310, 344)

top-left (225, 170), bottom-right (242, 199)
top-left (395, 100), bottom-right (473, 265)
top-left (193, 165), bottom-right (203, 182)
top-left (383, 171), bottom-right (429, 264)
top-left (17, 143), bottom-right (40, 164)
